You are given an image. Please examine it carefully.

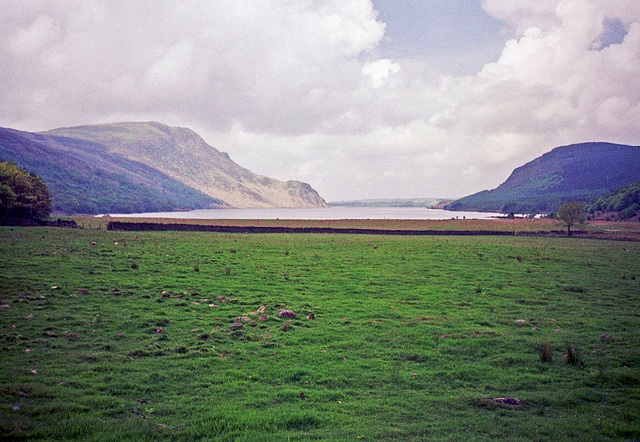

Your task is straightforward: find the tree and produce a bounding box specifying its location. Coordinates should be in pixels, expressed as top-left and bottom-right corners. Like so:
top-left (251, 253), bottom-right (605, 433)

top-left (0, 161), bottom-right (52, 220)
top-left (557, 201), bottom-right (586, 237)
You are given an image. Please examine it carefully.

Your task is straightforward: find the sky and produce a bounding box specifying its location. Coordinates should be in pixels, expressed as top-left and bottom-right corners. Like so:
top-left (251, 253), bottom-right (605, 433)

top-left (1, 1), bottom-right (639, 201)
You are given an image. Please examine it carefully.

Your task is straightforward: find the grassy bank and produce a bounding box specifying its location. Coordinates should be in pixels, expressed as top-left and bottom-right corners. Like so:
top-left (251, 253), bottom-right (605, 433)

top-left (1, 226), bottom-right (639, 440)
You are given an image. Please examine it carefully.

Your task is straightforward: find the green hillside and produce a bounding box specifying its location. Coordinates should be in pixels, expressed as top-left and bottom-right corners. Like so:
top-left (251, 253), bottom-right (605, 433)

top-left (447, 142), bottom-right (640, 214)
top-left (0, 128), bottom-right (221, 214)
top-left (0, 122), bottom-right (326, 214)
top-left (589, 180), bottom-right (640, 220)
top-left (43, 122), bottom-right (327, 209)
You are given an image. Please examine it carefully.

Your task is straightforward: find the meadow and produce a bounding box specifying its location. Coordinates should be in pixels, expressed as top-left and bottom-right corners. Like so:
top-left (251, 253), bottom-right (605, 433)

top-left (0, 225), bottom-right (639, 440)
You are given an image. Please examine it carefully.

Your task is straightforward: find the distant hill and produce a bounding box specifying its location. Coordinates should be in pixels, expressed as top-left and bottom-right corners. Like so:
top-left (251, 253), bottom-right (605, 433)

top-left (447, 142), bottom-right (640, 214)
top-left (0, 122), bottom-right (326, 214)
top-left (330, 197), bottom-right (448, 208)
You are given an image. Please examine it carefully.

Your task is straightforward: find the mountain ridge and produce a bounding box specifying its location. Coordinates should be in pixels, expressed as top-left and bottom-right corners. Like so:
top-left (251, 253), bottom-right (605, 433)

top-left (0, 122), bottom-right (326, 214)
top-left (447, 142), bottom-right (640, 214)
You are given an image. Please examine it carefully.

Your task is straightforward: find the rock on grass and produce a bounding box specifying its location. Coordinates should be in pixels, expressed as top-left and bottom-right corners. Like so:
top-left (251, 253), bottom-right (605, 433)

top-left (278, 309), bottom-right (297, 319)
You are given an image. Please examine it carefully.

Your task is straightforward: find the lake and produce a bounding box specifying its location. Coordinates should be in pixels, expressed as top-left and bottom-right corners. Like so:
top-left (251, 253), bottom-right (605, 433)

top-left (108, 207), bottom-right (498, 220)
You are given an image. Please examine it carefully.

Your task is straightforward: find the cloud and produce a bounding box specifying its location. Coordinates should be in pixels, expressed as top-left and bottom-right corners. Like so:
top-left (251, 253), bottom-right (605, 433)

top-left (0, 0), bottom-right (385, 133)
top-left (9, 14), bottom-right (61, 55)
top-left (472, 1), bottom-right (640, 142)
top-left (1, 0), bottom-right (639, 201)
top-left (145, 41), bottom-right (194, 90)
top-left (362, 59), bottom-right (400, 88)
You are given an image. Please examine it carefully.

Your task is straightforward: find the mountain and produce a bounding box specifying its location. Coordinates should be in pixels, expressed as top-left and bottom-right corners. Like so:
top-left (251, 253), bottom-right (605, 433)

top-left (447, 142), bottom-right (640, 214)
top-left (0, 122), bottom-right (326, 214)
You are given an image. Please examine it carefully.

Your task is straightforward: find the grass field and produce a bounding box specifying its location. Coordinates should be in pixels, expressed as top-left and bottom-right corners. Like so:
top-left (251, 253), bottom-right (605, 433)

top-left (1, 225), bottom-right (639, 440)
top-left (77, 216), bottom-right (569, 232)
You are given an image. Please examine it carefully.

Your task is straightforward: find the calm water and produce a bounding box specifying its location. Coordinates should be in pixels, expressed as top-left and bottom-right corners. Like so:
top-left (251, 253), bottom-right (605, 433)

top-left (108, 207), bottom-right (497, 220)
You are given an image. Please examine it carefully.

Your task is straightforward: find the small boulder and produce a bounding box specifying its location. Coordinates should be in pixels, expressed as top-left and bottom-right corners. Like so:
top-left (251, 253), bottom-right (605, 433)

top-left (282, 321), bottom-right (292, 331)
top-left (600, 334), bottom-right (614, 340)
top-left (250, 305), bottom-right (267, 315)
top-left (488, 397), bottom-right (522, 406)
top-left (306, 313), bottom-right (315, 320)
top-left (230, 322), bottom-right (243, 330)
top-left (278, 309), bottom-right (297, 319)
top-left (66, 333), bottom-right (80, 339)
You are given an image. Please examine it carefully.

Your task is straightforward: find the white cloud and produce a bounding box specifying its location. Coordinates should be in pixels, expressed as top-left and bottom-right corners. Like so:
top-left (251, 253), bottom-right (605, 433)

top-left (1, 0), bottom-right (639, 201)
top-left (362, 59), bottom-right (400, 88)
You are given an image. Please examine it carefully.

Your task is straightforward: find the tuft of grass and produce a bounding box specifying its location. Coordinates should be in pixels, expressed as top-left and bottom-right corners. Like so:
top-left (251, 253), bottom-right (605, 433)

top-left (566, 344), bottom-right (583, 366)
top-left (537, 342), bottom-right (553, 363)
top-left (564, 286), bottom-right (586, 293)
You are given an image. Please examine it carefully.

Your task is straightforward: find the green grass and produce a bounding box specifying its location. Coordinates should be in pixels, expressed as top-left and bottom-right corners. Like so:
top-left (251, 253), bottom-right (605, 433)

top-left (1, 226), bottom-right (639, 440)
